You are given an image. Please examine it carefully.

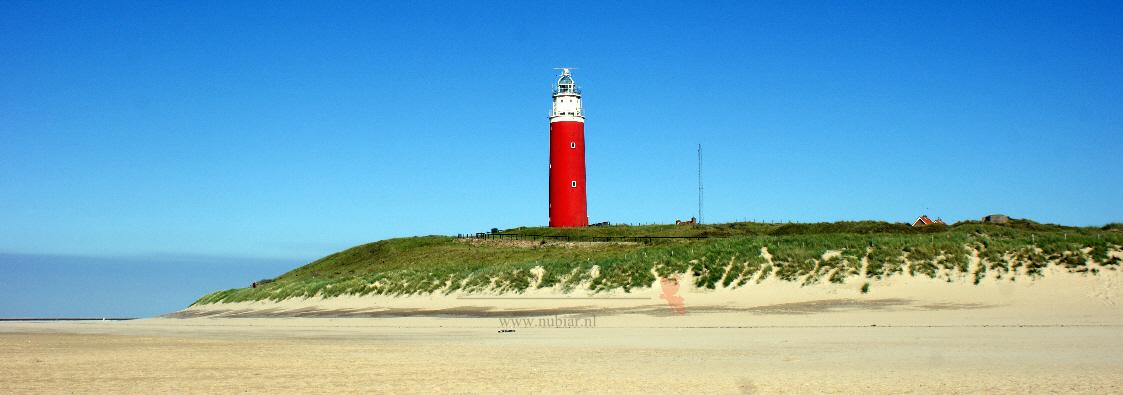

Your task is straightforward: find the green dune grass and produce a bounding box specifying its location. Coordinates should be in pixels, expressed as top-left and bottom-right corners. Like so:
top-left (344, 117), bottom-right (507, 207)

top-left (192, 220), bottom-right (1123, 305)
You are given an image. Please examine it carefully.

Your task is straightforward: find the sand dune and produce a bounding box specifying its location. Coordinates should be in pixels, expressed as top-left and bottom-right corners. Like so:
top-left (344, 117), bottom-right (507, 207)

top-left (179, 263), bottom-right (1122, 326)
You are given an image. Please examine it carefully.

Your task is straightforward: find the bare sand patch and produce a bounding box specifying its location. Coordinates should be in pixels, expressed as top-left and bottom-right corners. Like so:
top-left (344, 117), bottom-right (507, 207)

top-left (3, 265), bottom-right (1121, 393)
top-left (1, 318), bottom-right (1121, 394)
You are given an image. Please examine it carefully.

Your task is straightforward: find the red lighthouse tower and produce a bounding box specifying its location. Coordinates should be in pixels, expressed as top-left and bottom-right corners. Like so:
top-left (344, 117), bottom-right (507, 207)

top-left (549, 68), bottom-right (588, 227)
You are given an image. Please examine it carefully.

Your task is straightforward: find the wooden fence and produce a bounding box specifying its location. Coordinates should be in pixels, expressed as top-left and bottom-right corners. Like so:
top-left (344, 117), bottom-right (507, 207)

top-left (457, 232), bottom-right (709, 244)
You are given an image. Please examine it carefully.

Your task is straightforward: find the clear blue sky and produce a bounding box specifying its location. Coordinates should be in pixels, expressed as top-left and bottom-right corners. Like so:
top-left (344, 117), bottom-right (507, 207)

top-left (1, 1), bottom-right (1120, 316)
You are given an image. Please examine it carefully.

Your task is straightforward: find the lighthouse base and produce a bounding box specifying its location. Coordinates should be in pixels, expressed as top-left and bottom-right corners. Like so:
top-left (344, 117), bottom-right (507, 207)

top-left (549, 120), bottom-right (588, 228)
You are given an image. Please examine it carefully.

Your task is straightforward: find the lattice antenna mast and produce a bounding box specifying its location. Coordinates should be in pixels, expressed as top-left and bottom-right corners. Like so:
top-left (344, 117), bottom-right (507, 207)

top-left (698, 144), bottom-right (703, 225)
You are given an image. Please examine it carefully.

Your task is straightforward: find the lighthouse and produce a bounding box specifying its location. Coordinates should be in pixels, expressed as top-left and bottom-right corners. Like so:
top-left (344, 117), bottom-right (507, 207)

top-left (548, 68), bottom-right (588, 227)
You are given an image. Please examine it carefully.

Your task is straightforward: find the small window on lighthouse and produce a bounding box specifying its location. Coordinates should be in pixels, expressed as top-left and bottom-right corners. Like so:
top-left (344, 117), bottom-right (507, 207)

top-left (570, 142), bottom-right (576, 149)
top-left (571, 181), bottom-right (577, 188)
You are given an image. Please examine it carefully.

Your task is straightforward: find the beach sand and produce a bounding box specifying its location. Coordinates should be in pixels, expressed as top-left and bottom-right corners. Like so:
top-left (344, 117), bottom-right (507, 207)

top-left (3, 266), bottom-right (1122, 393)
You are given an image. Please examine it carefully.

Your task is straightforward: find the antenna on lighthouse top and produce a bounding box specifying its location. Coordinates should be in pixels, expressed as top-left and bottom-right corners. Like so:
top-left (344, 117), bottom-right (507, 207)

top-left (553, 67), bottom-right (578, 74)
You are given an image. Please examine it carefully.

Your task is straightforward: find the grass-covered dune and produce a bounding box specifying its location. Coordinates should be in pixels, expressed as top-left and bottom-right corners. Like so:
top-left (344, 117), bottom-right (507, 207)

top-left (193, 220), bottom-right (1123, 305)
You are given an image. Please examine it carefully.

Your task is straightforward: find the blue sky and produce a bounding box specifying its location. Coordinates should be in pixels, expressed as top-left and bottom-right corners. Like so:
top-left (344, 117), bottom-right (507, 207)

top-left (1, 1), bottom-right (1120, 316)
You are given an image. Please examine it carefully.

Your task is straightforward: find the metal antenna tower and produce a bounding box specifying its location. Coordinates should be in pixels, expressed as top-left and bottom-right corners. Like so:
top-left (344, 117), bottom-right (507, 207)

top-left (697, 144), bottom-right (703, 225)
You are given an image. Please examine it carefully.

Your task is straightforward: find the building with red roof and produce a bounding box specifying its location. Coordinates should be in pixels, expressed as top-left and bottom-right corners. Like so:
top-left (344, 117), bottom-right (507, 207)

top-left (912, 215), bottom-right (946, 227)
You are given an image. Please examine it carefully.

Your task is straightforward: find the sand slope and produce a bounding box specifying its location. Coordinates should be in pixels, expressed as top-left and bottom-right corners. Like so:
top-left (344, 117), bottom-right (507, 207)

top-left (179, 263), bottom-right (1122, 326)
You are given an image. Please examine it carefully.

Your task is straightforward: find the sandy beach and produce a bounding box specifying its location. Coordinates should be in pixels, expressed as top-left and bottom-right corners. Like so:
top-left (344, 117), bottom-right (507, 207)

top-left (1, 319), bottom-right (1121, 394)
top-left (3, 266), bottom-right (1122, 393)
